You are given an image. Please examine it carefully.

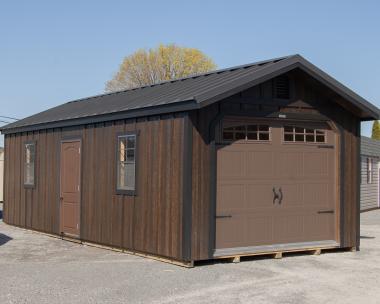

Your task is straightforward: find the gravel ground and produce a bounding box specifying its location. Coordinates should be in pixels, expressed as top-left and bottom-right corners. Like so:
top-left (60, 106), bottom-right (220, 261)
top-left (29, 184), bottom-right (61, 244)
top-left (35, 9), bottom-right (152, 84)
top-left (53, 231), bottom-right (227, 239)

top-left (0, 208), bottom-right (379, 304)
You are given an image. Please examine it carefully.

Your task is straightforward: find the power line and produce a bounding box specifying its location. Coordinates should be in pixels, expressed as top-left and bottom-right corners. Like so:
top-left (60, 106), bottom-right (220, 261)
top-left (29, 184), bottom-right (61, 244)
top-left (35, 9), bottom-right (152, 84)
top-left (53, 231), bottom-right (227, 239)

top-left (0, 120), bottom-right (11, 124)
top-left (0, 115), bottom-right (19, 120)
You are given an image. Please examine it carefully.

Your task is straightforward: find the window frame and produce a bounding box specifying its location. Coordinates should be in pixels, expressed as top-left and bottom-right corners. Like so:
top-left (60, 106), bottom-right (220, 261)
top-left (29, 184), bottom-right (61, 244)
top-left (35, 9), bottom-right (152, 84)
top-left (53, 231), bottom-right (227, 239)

top-left (282, 126), bottom-right (327, 144)
top-left (115, 131), bottom-right (138, 196)
top-left (24, 140), bottom-right (36, 188)
top-left (221, 122), bottom-right (272, 143)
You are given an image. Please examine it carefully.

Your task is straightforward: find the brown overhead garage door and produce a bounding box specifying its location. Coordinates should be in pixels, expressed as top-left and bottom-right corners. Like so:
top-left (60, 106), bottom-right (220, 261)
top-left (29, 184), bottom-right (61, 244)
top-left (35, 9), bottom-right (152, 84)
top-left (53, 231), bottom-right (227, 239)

top-left (215, 118), bottom-right (337, 252)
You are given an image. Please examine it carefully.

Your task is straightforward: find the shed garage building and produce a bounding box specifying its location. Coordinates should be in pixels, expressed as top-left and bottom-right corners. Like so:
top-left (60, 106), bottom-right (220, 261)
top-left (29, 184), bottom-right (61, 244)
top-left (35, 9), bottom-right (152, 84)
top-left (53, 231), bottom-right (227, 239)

top-left (1, 55), bottom-right (379, 264)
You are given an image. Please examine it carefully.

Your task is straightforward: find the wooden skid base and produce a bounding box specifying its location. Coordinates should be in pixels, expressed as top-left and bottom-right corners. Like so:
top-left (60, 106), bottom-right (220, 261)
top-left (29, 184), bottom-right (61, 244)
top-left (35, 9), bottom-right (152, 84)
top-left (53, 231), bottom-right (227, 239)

top-left (216, 246), bottom-right (341, 262)
top-left (230, 256), bottom-right (241, 263)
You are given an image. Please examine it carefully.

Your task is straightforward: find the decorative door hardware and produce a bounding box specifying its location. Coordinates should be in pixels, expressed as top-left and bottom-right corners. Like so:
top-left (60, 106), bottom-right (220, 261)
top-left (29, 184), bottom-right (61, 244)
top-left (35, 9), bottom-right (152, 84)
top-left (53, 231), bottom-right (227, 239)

top-left (273, 187), bottom-right (283, 204)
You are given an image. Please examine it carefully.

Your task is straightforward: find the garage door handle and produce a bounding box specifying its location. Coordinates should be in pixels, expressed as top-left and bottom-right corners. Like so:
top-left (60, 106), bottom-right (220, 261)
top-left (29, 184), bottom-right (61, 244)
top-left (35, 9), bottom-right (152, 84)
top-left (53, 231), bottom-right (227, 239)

top-left (215, 215), bottom-right (232, 219)
top-left (318, 210), bottom-right (334, 214)
top-left (273, 187), bottom-right (279, 204)
top-left (273, 187), bottom-right (283, 204)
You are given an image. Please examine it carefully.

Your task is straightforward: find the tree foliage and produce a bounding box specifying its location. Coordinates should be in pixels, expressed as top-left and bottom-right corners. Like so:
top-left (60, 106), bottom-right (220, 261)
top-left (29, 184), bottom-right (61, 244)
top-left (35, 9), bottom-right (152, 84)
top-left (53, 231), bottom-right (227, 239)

top-left (105, 44), bottom-right (217, 92)
top-left (372, 120), bottom-right (380, 140)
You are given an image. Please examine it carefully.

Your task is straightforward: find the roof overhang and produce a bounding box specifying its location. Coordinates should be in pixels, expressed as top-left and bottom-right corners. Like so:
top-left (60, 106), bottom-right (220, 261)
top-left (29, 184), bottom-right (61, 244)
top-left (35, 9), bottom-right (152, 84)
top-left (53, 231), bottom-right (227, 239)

top-left (0, 99), bottom-right (200, 134)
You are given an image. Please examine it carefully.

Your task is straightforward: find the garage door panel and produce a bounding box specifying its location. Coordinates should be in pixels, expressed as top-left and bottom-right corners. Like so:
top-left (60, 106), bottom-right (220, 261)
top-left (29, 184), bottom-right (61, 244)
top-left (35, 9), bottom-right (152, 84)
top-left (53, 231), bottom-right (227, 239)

top-left (215, 216), bottom-right (247, 249)
top-left (246, 215), bottom-right (274, 246)
top-left (303, 152), bottom-right (329, 177)
top-left (279, 184), bottom-right (303, 206)
top-left (303, 183), bottom-right (330, 207)
top-left (274, 214), bottom-right (304, 243)
top-left (217, 215), bottom-right (276, 249)
top-left (246, 184), bottom-right (276, 208)
top-left (217, 183), bottom-right (245, 212)
top-left (217, 150), bottom-right (245, 178)
top-left (246, 151), bottom-right (275, 178)
top-left (276, 152), bottom-right (303, 178)
top-left (303, 214), bottom-right (334, 240)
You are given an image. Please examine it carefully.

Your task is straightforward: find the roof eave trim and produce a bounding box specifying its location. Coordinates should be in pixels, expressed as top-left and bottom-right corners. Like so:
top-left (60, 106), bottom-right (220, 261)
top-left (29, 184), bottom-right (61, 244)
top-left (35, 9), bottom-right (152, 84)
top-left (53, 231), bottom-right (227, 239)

top-left (294, 56), bottom-right (380, 120)
top-left (1, 99), bottom-right (199, 135)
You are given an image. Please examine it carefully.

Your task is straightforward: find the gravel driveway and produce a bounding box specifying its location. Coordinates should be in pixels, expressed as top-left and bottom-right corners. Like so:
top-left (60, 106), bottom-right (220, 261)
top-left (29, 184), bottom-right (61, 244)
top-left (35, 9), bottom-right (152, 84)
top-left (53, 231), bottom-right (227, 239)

top-left (0, 209), bottom-right (379, 304)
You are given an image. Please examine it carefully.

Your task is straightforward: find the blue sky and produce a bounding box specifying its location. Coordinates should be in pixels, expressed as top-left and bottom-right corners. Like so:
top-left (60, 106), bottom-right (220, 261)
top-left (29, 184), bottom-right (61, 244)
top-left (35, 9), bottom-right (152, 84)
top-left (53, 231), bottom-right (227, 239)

top-left (1, 0), bottom-right (379, 146)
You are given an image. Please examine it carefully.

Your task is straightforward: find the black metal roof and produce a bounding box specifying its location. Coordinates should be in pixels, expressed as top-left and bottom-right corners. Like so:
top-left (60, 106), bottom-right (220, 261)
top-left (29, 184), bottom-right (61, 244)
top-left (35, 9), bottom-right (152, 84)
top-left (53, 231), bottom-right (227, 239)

top-left (2, 54), bottom-right (379, 134)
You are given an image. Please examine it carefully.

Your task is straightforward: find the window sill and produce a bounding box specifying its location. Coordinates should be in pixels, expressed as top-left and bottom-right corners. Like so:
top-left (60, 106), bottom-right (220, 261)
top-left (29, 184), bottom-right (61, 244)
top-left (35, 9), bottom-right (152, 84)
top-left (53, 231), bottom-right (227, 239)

top-left (24, 184), bottom-right (35, 189)
top-left (116, 189), bottom-right (136, 196)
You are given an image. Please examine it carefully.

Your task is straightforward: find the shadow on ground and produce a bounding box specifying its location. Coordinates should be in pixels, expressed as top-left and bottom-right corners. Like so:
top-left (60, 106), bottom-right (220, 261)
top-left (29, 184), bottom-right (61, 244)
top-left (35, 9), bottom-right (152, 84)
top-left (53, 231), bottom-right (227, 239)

top-left (0, 233), bottom-right (12, 246)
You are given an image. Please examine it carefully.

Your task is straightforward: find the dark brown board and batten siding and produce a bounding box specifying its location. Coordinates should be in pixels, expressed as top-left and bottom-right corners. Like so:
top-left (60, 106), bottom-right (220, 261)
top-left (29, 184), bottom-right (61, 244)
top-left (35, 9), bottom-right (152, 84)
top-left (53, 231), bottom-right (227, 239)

top-left (3, 114), bottom-right (188, 261)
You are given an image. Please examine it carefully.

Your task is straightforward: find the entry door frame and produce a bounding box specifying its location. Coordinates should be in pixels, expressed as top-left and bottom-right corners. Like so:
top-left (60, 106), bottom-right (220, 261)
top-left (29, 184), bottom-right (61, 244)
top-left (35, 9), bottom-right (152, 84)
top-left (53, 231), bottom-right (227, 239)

top-left (59, 137), bottom-right (82, 238)
top-left (208, 112), bottom-right (342, 257)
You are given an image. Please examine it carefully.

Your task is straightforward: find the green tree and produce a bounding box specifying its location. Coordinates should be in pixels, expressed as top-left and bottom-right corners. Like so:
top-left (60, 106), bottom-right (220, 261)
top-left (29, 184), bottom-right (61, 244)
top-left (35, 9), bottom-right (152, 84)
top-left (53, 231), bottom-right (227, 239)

top-left (105, 44), bottom-right (217, 92)
top-left (372, 120), bottom-right (380, 140)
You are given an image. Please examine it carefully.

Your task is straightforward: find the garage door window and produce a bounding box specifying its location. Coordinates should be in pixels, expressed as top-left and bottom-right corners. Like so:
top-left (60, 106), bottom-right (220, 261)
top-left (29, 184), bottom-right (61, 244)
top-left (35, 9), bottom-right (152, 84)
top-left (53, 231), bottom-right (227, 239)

top-left (283, 126), bottom-right (326, 143)
top-left (223, 124), bottom-right (270, 142)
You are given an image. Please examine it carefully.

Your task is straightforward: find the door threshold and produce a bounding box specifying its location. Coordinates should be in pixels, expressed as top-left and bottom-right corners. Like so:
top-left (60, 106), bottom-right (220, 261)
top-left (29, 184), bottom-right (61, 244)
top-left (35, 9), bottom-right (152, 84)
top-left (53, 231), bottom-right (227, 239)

top-left (61, 233), bottom-right (80, 240)
top-left (214, 240), bottom-right (339, 257)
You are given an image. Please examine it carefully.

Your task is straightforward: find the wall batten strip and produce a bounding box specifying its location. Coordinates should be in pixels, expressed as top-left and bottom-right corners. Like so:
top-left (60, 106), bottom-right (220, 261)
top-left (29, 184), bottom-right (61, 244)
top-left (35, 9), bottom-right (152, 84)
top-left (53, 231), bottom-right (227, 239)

top-left (182, 114), bottom-right (193, 261)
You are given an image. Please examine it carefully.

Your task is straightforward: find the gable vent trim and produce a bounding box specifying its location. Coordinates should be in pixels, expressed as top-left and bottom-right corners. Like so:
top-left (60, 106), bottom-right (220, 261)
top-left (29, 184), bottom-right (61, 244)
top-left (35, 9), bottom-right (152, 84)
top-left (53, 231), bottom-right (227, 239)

top-left (274, 75), bottom-right (290, 99)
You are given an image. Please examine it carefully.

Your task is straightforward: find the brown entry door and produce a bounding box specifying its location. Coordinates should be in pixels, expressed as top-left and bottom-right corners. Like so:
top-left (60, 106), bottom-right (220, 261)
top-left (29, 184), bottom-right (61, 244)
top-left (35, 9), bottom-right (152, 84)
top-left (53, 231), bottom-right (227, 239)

top-left (60, 140), bottom-right (81, 237)
top-left (215, 120), bottom-right (337, 250)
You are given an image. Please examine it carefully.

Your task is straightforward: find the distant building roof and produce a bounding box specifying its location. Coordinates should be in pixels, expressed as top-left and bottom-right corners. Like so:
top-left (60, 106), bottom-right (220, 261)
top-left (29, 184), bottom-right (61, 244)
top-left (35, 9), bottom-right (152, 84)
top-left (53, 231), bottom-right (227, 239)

top-left (361, 136), bottom-right (380, 157)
